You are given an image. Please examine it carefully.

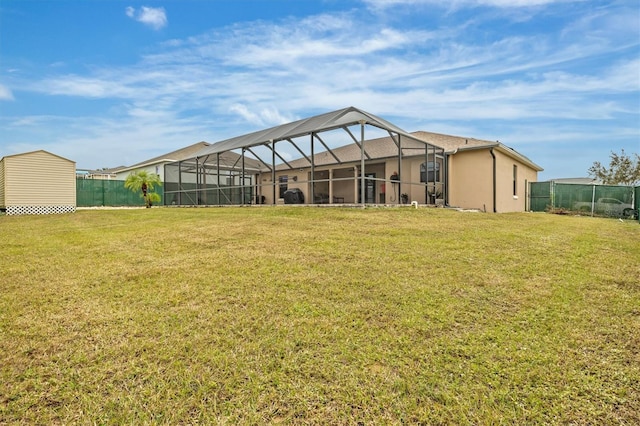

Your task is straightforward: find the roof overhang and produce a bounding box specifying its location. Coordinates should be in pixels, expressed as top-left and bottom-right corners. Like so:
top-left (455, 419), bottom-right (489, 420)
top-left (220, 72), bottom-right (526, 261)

top-left (451, 143), bottom-right (543, 172)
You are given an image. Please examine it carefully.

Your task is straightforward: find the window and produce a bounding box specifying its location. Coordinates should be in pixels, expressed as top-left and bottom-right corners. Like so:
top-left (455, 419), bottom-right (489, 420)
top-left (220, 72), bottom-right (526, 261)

top-left (420, 162), bottom-right (440, 182)
top-left (279, 175), bottom-right (288, 198)
top-left (513, 165), bottom-right (518, 196)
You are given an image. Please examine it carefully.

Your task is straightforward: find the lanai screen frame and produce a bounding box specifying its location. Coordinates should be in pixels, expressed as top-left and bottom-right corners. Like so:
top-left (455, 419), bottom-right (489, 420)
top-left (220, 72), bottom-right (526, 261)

top-left (166, 107), bottom-right (446, 206)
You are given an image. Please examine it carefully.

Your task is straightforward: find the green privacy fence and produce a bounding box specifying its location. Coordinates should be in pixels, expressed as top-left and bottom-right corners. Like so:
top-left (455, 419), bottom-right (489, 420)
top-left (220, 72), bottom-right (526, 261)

top-left (529, 182), bottom-right (552, 212)
top-left (77, 179), bottom-right (164, 207)
top-left (529, 182), bottom-right (638, 219)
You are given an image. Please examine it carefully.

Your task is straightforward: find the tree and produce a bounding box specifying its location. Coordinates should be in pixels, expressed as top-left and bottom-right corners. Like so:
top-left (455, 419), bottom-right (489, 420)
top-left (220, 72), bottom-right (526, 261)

top-left (124, 170), bottom-right (162, 208)
top-left (588, 149), bottom-right (640, 186)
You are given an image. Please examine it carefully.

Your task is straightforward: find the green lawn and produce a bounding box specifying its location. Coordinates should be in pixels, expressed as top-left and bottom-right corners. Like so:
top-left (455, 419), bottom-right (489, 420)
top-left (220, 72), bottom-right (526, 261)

top-left (1, 207), bottom-right (639, 424)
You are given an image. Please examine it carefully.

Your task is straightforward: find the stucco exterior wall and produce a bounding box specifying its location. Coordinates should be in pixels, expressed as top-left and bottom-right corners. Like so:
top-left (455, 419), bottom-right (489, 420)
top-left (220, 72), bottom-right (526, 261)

top-left (448, 148), bottom-right (538, 212)
top-left (1, 150), bottom-right (76, 214)
top-left (494, 149), bottom-right (538, 212)
top-left (255, 147), bottom-right (536, 210)
top-left (448, 149), bottom-right (494, 211)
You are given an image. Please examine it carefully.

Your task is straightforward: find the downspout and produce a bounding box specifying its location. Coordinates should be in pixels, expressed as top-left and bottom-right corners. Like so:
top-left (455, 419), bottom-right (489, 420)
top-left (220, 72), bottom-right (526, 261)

top-left (489, 148), bottom-right (496, 213)
top-left (445, 148), bottom-right (457, 208)
top-left (443, 153), bottom-right (449, 207)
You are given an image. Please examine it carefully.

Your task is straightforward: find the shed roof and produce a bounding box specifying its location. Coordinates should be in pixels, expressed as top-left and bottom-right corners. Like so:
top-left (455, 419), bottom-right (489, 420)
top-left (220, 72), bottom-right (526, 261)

top-left (1, 150), bottom-right (75, 164)
top-left (194, 106), bottom-right (417, 157)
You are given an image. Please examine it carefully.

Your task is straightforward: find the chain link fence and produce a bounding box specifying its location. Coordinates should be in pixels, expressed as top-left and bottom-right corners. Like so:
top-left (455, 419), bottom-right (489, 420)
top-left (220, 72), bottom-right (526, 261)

top-left (530, 182), bottom-right (638, 219)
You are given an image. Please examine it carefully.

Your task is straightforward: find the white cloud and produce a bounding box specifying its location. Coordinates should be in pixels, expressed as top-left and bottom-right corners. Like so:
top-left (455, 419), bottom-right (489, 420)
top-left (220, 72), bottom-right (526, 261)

top-left (229, 104), bottom-right (295, 128)
top-left (5, 4), bottom-right (637, 174)
top-left (27, 6), bottom-right (637, 129)
top-left (0, 84), bottom-right (14, 101)
top-left (364, 0), bottom-right (572, 8)
top-left (126, 6), bottom-right (167, 30)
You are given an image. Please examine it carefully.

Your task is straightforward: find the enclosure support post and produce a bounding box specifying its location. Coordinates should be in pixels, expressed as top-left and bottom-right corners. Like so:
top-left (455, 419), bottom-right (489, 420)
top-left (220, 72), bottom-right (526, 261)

top-left (178, 160), bottom-right (182, 205)
top-left (360, 121), bottom-right (366, 206)
top-left (195, 157), bottom-right (200, 206)
top-left (310, 133), bottom-right (315, 204)
top-left (397, 134), bottom-right (403, 205)
top-left (271, 140), bottom-right (276, 205)
top-left (329, 168), bottom-right (334, 203)
top-left (241, 148), bottom-right (246, 205)
top-left (217, 153), bottom-right (221, 206)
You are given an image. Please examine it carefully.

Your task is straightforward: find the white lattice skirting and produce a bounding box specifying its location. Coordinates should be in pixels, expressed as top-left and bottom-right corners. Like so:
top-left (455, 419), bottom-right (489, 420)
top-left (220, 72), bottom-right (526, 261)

top-left (5, 205), bottom-right (76, 215)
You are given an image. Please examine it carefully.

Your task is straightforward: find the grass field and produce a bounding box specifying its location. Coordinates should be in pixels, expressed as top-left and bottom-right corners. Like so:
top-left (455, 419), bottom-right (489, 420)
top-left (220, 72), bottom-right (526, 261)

top-left (1, 207), bottom-right (639, 424)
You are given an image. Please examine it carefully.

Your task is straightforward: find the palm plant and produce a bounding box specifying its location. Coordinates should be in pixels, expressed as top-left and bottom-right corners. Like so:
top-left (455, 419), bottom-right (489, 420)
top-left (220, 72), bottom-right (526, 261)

top-left (124, 170), bottom-right (162, 208)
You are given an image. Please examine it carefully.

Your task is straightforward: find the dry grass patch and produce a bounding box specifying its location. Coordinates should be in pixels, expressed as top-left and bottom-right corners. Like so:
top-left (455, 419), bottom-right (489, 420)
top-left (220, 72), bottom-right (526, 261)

top-left (1, 207), bottom-right (639, 424)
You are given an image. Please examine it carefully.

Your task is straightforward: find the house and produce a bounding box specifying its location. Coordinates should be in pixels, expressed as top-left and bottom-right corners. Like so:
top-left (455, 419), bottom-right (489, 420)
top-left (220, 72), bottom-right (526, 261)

top-left (76, 167), bottom-right (123, 180)
top-left (414, 131), bottom-right (543, 212)
top-left (161, 107), bottom-right (543, 212)
top-left (543, 177), bottom-right (601, 185)
top-left (0, 150), bottom-right (76, 215)
top-left (253, 131), bottom-right (542, 212)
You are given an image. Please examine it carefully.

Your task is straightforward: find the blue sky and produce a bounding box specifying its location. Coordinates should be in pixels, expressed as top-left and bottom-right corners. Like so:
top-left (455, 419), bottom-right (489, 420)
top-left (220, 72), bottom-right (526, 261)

top-left (1, 0), bottom-right (638, 180)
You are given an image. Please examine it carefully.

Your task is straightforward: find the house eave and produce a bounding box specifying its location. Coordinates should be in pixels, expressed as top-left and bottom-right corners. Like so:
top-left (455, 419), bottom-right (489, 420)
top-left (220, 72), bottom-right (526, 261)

top-left (448, 143), bottom-right (543, 172)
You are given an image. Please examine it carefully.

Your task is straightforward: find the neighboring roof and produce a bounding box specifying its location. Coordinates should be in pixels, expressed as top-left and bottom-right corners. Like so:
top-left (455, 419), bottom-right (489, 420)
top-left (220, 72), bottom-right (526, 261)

top-left (546, 177), bottom-right (601, 184)
top-left (101, 166), bottom-right (127, 174)
top-left (117, 141), bottom-right (211, 173)
top-left (1, 149), bottom-right (75, 164)
top-left (194, 106), bottom-right (419, 158)
top-left (412, 131), bottom-right (543, 172)
top-left (77, 168), bottom-right (122, 176)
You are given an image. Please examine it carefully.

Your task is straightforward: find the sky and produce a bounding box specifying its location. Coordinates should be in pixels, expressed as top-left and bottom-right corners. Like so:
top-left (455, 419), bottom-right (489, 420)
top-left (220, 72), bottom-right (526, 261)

top-left (0, 0), bottom-right (638, 180)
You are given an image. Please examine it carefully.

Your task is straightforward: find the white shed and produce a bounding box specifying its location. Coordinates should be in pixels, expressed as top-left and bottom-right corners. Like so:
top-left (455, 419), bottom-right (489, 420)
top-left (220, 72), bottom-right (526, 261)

top-left (0, 150), bottom-right (76, 215)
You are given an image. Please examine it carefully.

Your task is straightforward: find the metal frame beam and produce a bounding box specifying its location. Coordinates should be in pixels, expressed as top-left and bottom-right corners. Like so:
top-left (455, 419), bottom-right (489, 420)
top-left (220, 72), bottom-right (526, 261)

top-left (344, 126), bottom-right (371, 160)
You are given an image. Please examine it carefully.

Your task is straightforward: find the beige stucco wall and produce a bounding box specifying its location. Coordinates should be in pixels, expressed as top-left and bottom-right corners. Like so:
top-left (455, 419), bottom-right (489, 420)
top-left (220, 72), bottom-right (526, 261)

top-left (494, 149), bottom-right (538, 212)
top-left (448, 149), bottom-right (494, 211)
top-left (2, 150), bottom-right (76, 208)
top-left (448, 148), bottom-right (538, 212)
top-left (255, 148), bottom-right (536, 210)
